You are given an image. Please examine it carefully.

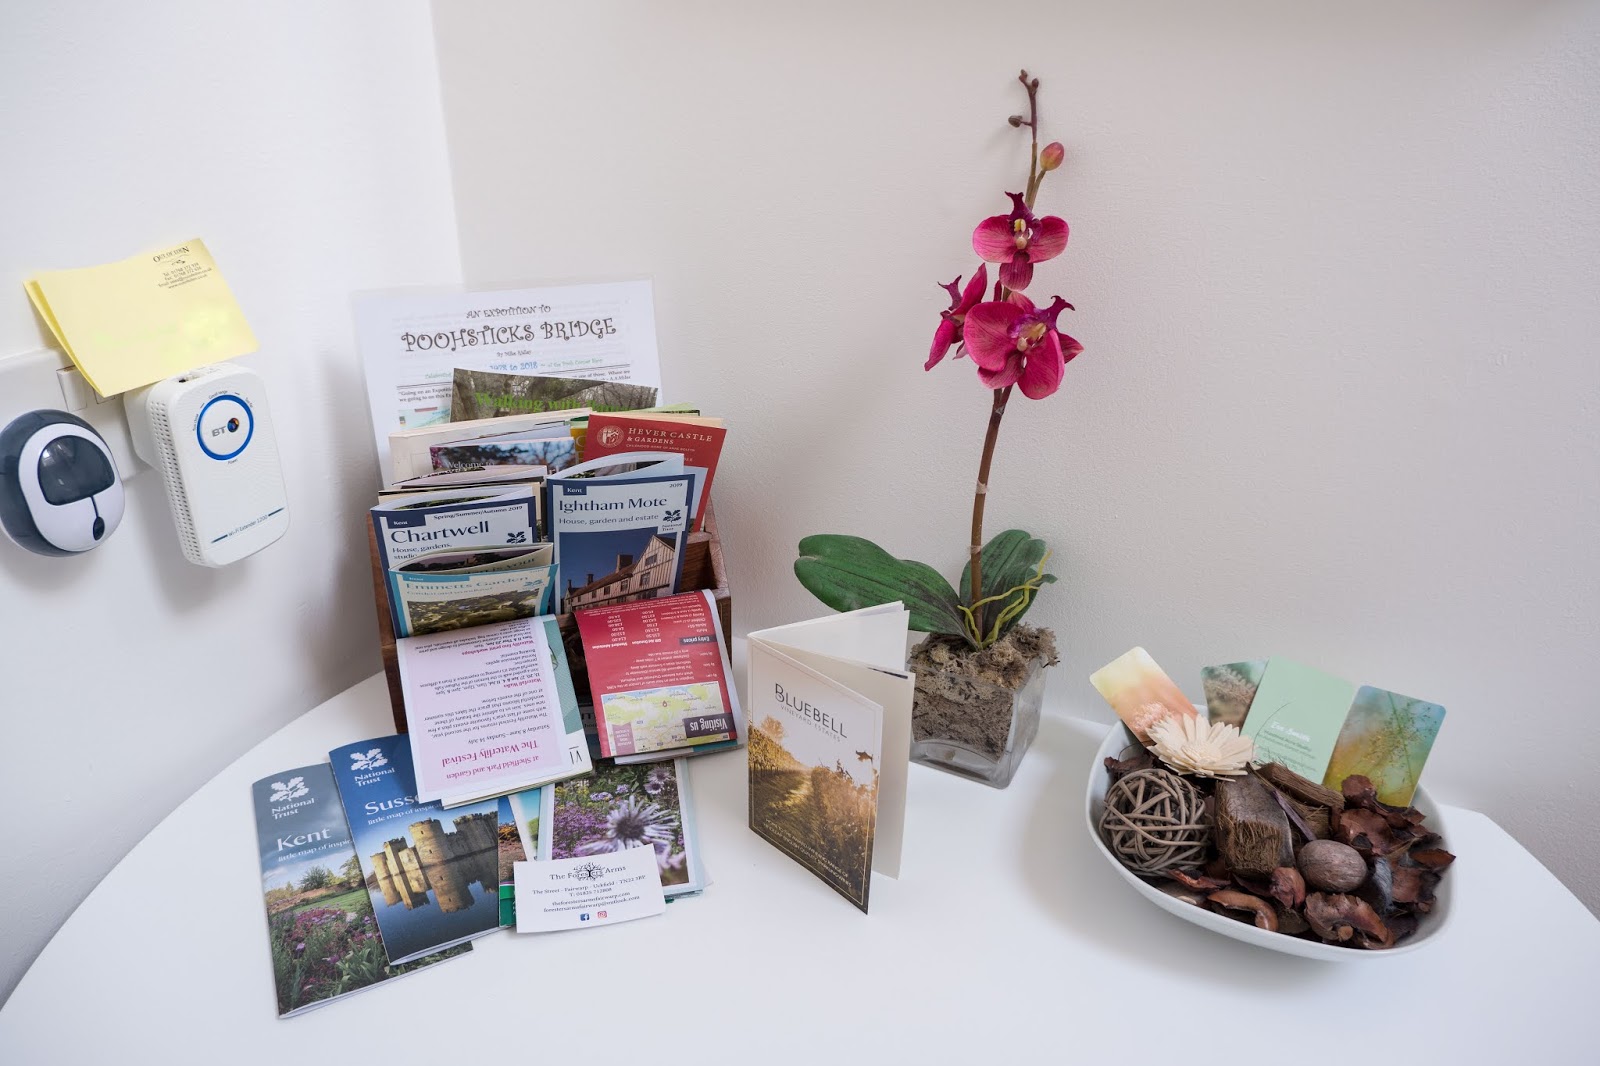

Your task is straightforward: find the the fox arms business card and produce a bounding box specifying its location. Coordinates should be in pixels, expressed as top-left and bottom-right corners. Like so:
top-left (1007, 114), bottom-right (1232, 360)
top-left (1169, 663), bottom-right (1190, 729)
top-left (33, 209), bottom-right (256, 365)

top-left (512, 845), bottom-right (667, 933)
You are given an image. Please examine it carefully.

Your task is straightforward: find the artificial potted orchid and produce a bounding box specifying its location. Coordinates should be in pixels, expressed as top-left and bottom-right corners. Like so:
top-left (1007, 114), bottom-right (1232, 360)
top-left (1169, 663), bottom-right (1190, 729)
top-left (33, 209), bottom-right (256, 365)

top-left (795, 71), bottom-right (1081, 787)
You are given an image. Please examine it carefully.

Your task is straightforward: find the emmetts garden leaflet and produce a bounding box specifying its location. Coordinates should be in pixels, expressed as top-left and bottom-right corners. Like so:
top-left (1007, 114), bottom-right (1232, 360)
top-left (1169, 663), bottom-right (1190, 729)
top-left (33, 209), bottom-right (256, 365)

top-left (252, 763), bottom-right (467, 1016)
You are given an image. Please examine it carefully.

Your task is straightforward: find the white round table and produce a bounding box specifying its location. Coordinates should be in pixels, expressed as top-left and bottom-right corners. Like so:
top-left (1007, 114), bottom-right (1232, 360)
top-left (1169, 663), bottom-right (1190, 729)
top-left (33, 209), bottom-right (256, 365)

top-left (3, 671), bottom-right (1595, 1063)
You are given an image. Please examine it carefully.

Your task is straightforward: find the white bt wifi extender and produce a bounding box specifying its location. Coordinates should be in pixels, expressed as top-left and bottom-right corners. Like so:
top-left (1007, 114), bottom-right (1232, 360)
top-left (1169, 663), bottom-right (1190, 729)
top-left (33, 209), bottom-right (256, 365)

top-left (125, 363), bottom-right (289, 566)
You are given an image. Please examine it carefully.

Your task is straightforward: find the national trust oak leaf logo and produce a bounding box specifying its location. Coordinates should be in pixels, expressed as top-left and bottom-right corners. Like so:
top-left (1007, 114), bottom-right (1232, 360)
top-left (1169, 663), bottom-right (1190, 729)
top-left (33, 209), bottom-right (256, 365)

top-left (269, 777), bottom-right (309, 802)
top-left (349, 749), bottom-right (388, 772)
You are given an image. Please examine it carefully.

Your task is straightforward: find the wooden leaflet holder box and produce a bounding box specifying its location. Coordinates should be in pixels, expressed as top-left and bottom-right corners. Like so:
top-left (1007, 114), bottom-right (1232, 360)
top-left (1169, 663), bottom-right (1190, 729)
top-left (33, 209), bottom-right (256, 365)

top-left (367, 500), bottom-right (733, 733)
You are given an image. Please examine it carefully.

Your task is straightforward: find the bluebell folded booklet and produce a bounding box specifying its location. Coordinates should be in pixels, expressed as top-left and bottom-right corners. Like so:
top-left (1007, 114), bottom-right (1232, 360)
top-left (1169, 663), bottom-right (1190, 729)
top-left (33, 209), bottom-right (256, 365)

top-left (328, 736), bottom-right (503, 964)
top-left (745, 604), bottom-right (913, 913)
top-left (252, 763), bottom-right (467, 1016)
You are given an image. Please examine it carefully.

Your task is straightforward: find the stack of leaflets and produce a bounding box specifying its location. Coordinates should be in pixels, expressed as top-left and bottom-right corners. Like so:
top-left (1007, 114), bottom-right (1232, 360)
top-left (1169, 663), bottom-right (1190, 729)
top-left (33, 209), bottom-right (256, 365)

top-left (371, 471), bottom-right (593, 806)
top-left (328, 736), bottom-right (506, 963)
top-left (536, 757), bottom-right (705, 898)
top-left (372, 484), bottom-right (554, 639)
top-left (576, 589), bottom-right (744, 763)
top-left (582, 411), bottom-right (725, 531)
top-left (251, 763), bottom-right (469, 1017)
top-left (388, 407), bottom-right (588, 484)
top-left (546, 452), bottom-right (696, 613)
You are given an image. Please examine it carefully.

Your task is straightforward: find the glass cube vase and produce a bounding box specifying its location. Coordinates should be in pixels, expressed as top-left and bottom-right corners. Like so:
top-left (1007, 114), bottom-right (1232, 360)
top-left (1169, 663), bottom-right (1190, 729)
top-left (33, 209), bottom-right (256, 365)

top-left (910, 652), bottom-right (1047, 789)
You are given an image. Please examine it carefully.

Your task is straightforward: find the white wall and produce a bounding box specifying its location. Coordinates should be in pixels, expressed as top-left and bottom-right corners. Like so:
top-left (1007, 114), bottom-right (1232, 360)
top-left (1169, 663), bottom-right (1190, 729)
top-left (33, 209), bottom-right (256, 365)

top-left (0, 3), bottom-right (459, 1002)
top-left (434, 0), bottom-right (1600, 907)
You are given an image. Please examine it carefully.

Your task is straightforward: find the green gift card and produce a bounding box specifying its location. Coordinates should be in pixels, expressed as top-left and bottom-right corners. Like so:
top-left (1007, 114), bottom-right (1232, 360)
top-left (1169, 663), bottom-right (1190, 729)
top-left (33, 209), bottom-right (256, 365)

top-left (1323, 686), bottom-right (1446, 806)
top-left (1240, 658), bottom-right (1356, 781)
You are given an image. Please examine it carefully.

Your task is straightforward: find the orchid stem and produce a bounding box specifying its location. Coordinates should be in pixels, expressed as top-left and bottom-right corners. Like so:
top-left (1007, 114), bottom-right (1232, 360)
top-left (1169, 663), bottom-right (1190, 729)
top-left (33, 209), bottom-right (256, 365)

top-left (969, 383), bottom-right (1013, 636)
top-left (965, 73), bottom-right (1042, 645)
top-left (1020, 69), bottom-right (1041, 207)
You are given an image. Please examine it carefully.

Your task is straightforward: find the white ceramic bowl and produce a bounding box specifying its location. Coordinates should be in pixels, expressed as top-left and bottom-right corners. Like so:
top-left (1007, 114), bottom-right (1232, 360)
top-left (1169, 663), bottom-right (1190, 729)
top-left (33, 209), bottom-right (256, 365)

top-left (1084, 721), bottom-right (1453, 960)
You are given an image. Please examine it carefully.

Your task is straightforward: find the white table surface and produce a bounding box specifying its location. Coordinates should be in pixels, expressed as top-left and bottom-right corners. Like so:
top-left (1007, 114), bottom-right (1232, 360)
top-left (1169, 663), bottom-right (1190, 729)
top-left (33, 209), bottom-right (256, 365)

top-left (3, 672), bottom-right (1597, 1064)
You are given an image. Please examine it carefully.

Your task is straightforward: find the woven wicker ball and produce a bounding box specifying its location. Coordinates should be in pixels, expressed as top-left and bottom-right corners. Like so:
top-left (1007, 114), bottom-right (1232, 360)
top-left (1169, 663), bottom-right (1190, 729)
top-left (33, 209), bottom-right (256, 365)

top-left (1099, 767), bottom-right (1210, 876)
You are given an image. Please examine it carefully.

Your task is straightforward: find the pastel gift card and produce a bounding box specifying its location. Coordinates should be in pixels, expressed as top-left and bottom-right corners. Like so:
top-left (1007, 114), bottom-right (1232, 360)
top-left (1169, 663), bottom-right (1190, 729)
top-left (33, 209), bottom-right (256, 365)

top-left (1240, 658), bottom-right (1356, 781)
top-left (1200, 660), bottom-right (1266, 728)
top-left (1090, 647), bottom-right (1199, 744)
top-left (1323, 685), bottom-right (1446, 806)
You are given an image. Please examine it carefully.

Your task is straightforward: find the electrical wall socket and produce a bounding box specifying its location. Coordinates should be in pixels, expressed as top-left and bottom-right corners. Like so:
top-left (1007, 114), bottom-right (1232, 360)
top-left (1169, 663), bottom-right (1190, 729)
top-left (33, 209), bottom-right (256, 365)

top-left (0, 347), bottom-right (141, 478)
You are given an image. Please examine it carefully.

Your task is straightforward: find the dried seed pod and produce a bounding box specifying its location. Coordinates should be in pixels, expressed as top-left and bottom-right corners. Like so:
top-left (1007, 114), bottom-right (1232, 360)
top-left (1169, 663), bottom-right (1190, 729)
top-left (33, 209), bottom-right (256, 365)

top-left (1297, 839), bottom-right (1368, 892)
top-left (1215, 777), bottom-right (1294, 878)
top-left (1207, 889), bottom-right (1279, 932)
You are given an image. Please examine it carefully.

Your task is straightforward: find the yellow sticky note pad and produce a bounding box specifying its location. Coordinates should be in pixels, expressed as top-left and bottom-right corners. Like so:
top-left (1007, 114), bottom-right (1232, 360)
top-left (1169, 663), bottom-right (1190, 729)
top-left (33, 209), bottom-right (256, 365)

top-left (25, 238), bottom-right (257, 396)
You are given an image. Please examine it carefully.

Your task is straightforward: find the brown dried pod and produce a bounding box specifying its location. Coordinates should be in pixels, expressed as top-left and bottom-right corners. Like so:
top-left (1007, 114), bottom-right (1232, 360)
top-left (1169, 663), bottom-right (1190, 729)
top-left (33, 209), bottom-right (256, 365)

top-left (1104, 749), bottom-right (1154, 784)
top-left (1360, 856), bottom-right (1396, 916)
top-left (1166, 867), bottom-right (1231, 892)
top-left (1269, 866), bottom-right (1307, 910)
top-left (1341, 774), bottom-right (1426, 829)
top-left (1297, 839), bottom-right (1368, 892)
top-left (1215, 776), bottom-right (1294, 879)
top-left (1384, 911), bottom-right (1419, 942)
top-left (1333, 807), bottom-right (1412, 857)
top-left (1408, 847), bottom-right (1456, 871)
top-left (1257, 762), bottom-right (1345, 812)
top-left (1207, 889), bottom-right (1279, 932)
top-left (1276, 908), bottom-right (1311, 936)
top-left (1305, 892), bottom-right (1393, 948)
top-left (1156, 882), bottom-right (1205, 907)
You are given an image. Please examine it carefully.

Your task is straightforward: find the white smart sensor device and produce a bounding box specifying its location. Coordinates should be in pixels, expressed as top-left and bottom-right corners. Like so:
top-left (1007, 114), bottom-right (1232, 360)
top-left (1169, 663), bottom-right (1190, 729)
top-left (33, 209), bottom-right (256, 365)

top-left (125, 364), bottom-right (289, 566)
top-left (0, 410), bottom-right (125, 556)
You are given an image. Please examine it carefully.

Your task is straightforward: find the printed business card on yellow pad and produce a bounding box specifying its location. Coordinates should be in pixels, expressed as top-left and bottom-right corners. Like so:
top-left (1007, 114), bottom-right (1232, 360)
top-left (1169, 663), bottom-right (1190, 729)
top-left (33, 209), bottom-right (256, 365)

top-left (25, 237), bottom-right (257, 396)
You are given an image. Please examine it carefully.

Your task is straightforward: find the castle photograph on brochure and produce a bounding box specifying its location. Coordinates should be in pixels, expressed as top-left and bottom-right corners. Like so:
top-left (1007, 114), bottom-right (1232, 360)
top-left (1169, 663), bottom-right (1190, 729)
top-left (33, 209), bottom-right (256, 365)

top-left (329, 736), bottom-right (502, 965)
top-left (252, 763), bottom-right (467, 1017)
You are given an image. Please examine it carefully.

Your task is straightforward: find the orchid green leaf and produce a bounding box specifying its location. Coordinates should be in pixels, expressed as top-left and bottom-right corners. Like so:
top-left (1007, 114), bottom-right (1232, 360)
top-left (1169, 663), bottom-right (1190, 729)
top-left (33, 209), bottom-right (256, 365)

top-left (959, 529), bottom-right (1057, 637)
top-left (795, 535), bottom-right (967, 638)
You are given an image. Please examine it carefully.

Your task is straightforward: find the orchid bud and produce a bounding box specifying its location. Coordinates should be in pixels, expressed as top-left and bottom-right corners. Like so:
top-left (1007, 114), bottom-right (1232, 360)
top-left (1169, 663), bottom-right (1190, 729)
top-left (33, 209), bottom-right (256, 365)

top-left (1040, 142), bottom-right (1064, 172)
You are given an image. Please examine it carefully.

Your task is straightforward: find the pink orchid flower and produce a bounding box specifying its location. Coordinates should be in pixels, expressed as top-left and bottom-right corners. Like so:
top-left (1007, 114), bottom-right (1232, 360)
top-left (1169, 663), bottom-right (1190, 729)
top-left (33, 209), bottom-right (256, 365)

top-left (925, 264), bottom-right (989, 370)
top-left (971, 192), bottom-right (1068, 292)
top-left (963, 292), bottom-right (1082, 399)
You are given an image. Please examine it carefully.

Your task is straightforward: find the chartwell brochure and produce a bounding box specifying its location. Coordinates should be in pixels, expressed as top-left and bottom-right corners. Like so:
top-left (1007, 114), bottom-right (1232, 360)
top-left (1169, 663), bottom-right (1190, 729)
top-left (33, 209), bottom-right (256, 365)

top-left (370, 487), bottom-right (540, 571)
top-left (746, 605), bottom-right (914, 913)
top-left (548, 472), bottom-right (693, 613)
top-left (397, 615), bottom-right (593, 806)
top-left (576, 589), bottom-right (743, 760)
top-left (252, 763), bottom-right (467, 1016)
top-left (328, 736), bottom-right (502, 964)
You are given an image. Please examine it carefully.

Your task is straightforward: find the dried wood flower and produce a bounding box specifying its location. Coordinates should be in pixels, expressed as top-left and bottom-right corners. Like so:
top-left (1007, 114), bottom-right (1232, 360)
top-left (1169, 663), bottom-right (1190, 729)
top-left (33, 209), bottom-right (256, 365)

top-left (1149, 715), bottom-right (1255, 778)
